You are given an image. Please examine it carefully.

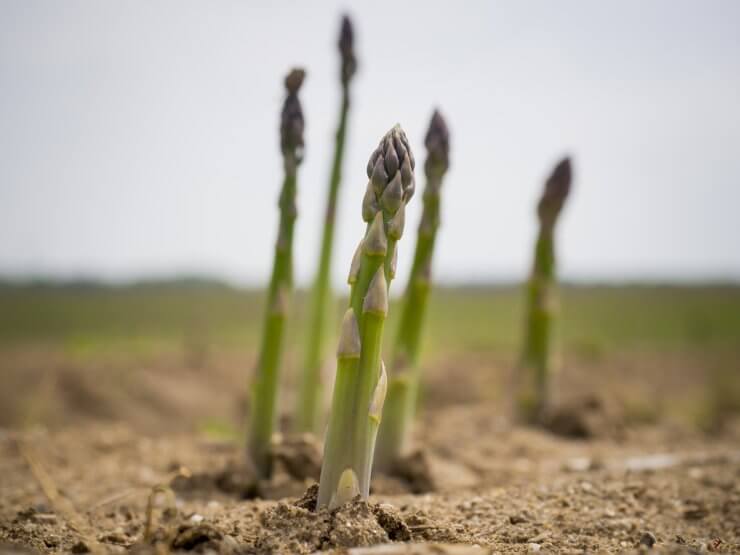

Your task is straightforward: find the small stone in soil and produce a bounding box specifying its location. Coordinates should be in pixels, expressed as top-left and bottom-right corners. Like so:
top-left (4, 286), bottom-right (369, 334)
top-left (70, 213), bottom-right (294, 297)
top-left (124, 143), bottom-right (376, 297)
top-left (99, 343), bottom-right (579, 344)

top-left (293, 483), bottom-right (319, 511)
top-left (71, 540), bottom-right (90, 553)
top-left (43, 535), bottom-right (60, 548)
top-left (639, 531), bottom-right (657, 548)
top-left (372, 504), bottom-right (411, 541)
top-left (171, 523), bottom-right (222, 550)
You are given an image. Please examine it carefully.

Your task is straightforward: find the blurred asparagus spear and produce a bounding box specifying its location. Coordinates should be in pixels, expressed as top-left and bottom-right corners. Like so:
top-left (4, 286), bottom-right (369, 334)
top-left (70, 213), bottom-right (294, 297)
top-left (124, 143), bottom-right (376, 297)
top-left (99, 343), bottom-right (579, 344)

top-left (375, 110), bottom-right (450, 470)
top-left (295, 16), bottom-right (357, 434)
top-left (247, 69), bottom-right (306, 478)
top-left (317, 125), bottom-right (416, 509)
top-left (517, 157), bottom-right (572, 423)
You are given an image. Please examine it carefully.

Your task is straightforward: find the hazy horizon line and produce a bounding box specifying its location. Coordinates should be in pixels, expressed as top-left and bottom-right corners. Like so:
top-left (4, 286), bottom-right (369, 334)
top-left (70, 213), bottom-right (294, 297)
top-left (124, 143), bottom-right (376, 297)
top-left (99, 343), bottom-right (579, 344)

top-left (2, 271), bottom-right (739, 290)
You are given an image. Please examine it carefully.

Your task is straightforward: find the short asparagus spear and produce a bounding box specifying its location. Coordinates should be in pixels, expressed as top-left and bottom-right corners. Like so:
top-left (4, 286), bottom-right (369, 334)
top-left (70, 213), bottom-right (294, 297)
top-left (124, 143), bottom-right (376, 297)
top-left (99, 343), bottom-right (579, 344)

top-left (317, 125), bottom-right (416, 509)
top-left (517, 157), bottom-right (572, 423)
top-left (247, 69), bottom-right (306, 478)
top-left (375, 110), bottom-right (450, 470)
top-left (295, 16), bottom-right (357, 434)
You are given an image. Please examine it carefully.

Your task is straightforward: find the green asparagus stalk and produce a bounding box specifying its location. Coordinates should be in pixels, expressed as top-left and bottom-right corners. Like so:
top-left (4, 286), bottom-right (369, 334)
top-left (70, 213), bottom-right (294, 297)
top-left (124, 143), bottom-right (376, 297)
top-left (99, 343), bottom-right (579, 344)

top-left (516, 157), bottom-right (572, 423)
top-left (317, 125), bottom-right (416, 509)
top-left (247, 69), bottom-right (306, 479)
top-left (375, 110), bottom-right (450, 470)
top-left (295, 16), bottom-right (357, 433)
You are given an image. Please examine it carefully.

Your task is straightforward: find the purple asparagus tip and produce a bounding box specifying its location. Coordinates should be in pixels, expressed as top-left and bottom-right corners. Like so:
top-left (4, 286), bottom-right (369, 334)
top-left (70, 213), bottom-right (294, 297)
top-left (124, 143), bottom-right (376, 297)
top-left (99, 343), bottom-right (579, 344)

top-left (538, 156), bottom-right (573, 227)
top-left (424, 109), bottom-right (450, 176)
top-left (338, 15), bottom-right (357, 87)
top-left (546, 157), bottom-right (571, 200)
top-left (280, 68), bottom-right (306, 160)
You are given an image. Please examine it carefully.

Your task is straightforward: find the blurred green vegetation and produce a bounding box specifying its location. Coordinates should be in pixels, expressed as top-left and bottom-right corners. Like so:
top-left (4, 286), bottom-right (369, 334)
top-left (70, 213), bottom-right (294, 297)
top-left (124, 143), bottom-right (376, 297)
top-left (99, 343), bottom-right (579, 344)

top-left (419, 285), bottom-right (740, 358)
top-left (1, 281), bottom-right (739, 361)
top-left (1, 280), bottom-right (738, 433)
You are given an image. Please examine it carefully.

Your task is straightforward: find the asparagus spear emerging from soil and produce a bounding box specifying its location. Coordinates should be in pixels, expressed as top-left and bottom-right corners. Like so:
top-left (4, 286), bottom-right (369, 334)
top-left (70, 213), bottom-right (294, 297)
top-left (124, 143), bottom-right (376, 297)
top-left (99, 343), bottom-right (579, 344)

top-left (295, 16), bottom-right (357, 434)
top-left (375, 110), bottom-right (450, 470)
top-left (247, 69), bottom-right (306, 478)
top-left (317, 125), bottom-right (416, 509)
top-left (517, 157), bottom-right (572, 423)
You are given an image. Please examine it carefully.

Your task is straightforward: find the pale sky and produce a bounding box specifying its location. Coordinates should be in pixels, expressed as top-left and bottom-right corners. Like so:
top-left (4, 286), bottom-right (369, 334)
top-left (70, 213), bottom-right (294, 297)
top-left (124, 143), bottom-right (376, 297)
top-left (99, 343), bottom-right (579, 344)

top-left (1, 0), bottom-right (739, 286)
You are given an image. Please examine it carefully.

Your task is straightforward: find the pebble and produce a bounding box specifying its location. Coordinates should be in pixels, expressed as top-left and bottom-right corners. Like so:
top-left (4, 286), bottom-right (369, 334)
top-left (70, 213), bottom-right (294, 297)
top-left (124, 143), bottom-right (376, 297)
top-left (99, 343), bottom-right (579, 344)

top-left (564, 457), bottom-right (592, 472)
top-left (71, 540), bottom-right (90, 553)
top-left (43, 535), bottom-right (60, 548)
top-left (639, 531), bottom-right (656, 548)
top-left (527, 543), bottom-right (541, 552)
top-left (509, 514), bottom-right (527, 525)
top-left (189, 514), bottom-right (205, 523)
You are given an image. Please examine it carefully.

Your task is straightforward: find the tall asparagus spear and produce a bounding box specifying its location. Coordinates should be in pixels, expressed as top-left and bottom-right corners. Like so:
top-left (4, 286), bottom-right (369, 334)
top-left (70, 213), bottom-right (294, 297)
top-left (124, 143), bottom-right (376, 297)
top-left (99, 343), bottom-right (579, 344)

top-left (247, 69), bottom-right (306, 478)
top-left (516, 157), bottom-right (572, 423)
top-left (375, 110), bottom-right (450, 470)
top-left (295, 16), bottom-right (357, 433)
top-left (317, 125), bottom-right (416, 509)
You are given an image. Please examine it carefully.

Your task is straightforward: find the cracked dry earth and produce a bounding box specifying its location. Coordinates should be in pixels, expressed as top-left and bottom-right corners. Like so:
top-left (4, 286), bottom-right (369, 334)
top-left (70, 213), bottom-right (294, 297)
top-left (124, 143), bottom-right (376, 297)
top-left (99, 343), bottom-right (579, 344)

top-left (1, 415), bottom-right (739, 555)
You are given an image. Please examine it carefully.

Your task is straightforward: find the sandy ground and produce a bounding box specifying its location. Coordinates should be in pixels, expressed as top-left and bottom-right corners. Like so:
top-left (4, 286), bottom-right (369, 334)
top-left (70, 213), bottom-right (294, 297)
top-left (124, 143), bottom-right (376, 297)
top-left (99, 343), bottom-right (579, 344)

top-left (1, 403), bottom-right (739, 554)
top-left (1, 340), bottom-right (739, 554)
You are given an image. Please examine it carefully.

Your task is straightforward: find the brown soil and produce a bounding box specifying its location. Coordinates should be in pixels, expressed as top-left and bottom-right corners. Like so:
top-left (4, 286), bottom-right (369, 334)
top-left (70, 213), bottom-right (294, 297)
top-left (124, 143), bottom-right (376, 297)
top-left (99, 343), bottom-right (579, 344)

top-left (1, 350), bottom-right (739, 553)
top-left (2, 411), bottom-right (739, 553)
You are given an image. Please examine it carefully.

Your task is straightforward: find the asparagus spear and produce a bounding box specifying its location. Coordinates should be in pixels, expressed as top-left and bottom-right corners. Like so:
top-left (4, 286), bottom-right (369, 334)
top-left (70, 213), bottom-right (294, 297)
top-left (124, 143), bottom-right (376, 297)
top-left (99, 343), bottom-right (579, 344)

top-left (517, 157), bottom-right (572, 423)
top-left (295, 15), bottom-right (357, 433)
top-left (375, 110), bottom-right (450, 470)
top-left (247, 68), bottom-right (306, 478)
top-left (317, 125), bottom-right (416, 509)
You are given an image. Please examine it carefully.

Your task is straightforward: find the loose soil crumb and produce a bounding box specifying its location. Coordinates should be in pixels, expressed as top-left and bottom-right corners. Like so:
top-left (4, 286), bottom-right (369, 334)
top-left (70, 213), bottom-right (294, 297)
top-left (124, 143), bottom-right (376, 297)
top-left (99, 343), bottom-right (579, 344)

top-left (254, 486), bottom-right (412, 553)
top-left (256, 500), bottom-right (331, 554)
top-left (543, 394), bottom-right (625, 439)
top-left (170, 433), bottom-right (321, 501)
